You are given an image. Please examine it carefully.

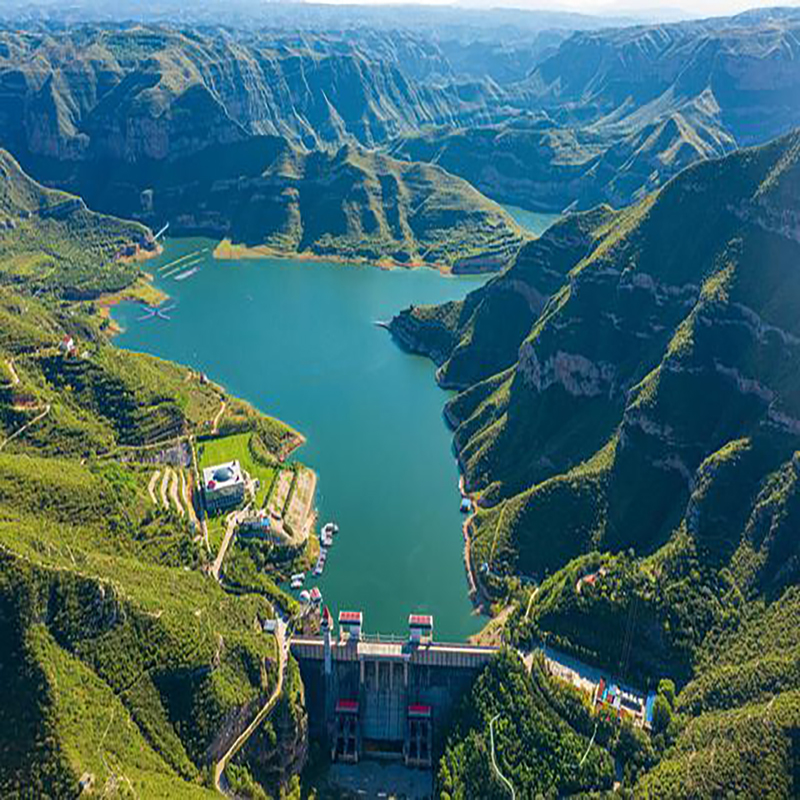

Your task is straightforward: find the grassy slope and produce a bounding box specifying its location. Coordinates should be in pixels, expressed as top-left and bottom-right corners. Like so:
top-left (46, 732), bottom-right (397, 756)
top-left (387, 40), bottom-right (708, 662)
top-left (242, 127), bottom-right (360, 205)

top-left (0, 149), bottom-right (152, 298)
top-left (0, 184), bottom-right (305, 796)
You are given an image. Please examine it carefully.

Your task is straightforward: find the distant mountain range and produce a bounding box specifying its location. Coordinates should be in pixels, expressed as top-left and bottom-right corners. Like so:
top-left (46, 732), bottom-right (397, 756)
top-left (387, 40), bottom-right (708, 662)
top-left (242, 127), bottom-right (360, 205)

top-left (1, 9), bottom-right (798, 218)
top-left (392, 8), bottom-right (800, 210)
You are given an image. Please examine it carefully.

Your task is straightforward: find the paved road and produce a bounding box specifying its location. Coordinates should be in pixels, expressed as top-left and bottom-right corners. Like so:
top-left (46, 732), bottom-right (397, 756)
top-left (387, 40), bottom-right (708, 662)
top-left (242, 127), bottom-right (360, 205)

top-left (214, 616), bottom-right (288, 794)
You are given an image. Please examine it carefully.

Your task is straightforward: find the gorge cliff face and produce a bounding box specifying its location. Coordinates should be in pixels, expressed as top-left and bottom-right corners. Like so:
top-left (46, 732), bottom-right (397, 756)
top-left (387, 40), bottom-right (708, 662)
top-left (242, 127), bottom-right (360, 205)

top-left (0, 26), bottom-right (512, 163)
top-left (392, 129), bottom-right (800, 579)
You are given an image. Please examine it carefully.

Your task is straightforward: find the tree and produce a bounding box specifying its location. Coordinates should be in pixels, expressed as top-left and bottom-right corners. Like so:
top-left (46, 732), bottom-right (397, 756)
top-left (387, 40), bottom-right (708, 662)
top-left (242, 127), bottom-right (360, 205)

top-left (651, 694), bottom-right (672, 734)
top-left (657, 678), bottom-right (676, 708)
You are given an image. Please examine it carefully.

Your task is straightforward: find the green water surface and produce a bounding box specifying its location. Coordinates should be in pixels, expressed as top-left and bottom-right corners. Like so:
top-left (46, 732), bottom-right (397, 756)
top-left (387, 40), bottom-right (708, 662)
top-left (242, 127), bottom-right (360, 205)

top-left (502, 204), bottom-right (561, 236)
top-left (114, 240), bottom-right (487, 640)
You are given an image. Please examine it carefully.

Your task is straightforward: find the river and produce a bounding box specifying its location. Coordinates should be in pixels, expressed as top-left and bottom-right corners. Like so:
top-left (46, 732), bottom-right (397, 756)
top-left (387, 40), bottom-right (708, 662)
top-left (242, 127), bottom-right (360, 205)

top-left (115, 241), bottom-right (488, 640)
top-left (114, 212), bottom-right (555, 641)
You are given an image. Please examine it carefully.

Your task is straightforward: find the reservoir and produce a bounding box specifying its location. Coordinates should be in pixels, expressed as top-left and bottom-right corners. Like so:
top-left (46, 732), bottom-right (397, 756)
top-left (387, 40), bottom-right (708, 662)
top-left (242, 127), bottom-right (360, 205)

top-left (114, 240), bottom-right (488, 640)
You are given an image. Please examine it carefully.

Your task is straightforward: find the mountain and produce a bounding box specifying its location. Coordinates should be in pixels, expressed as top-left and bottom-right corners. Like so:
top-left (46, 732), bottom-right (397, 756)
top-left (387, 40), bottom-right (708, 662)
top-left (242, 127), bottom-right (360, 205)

top-left (392, 128), bottom-right (800, 578)
top-left (393, 130), bottom-right (800, 793)
top-left (0, 148), bottom-right (155, 297)
top-left (4, 13), bottom-right (797, 223)
top-left (0, 1), bottom-right (634, 83)
top-left (29, 136), bottom-right (526, 272)
top-left (391, 9), bottom-right (800, 212)
top-left (0, 25), bottom-right (515, 159)
top-left (0, 171), bottom-right (305, 797)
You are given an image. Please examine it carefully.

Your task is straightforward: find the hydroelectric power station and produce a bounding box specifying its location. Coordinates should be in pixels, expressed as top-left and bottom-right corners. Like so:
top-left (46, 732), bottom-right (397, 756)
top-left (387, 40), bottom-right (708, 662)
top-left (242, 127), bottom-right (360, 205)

top-left (290, 610), bottom-right (499, 768)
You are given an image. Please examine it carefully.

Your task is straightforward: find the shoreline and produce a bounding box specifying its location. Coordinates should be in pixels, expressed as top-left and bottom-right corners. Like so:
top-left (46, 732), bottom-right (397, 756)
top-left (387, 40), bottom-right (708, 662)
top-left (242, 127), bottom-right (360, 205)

top-left (96, 273), bottom-right (169, 336)
top-left (117, 241), bottom-right (164, 265)
top-left (212, 238), bottom-right (504, 278)
top-left (113, 233), bottom-right (488, 642)
top-left (459, 473), bottom-right (492, 618)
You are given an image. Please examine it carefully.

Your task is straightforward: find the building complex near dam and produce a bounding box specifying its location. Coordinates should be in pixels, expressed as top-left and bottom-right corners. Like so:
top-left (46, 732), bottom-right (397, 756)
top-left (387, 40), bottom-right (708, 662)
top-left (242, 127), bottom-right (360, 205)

top-left (290, 610), bottom-right (499, 768)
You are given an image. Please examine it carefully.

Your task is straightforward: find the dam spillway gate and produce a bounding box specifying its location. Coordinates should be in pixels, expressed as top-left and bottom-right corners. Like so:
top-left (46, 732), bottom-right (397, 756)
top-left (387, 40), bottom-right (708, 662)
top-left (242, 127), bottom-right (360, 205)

top-left (290, 612), bottom-right (499, 768)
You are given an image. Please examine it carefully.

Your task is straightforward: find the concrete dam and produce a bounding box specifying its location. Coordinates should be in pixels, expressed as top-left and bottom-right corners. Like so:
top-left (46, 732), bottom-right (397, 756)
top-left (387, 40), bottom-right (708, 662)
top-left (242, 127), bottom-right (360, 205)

top-left (291, 610), bottom-right (499, 768)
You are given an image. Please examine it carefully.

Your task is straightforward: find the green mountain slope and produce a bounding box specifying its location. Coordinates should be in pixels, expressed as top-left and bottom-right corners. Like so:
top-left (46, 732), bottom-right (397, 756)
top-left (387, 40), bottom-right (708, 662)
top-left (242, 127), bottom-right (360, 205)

top-left (40, 137), bottom-right (527, 272)
top-left (0, 149), bottom-right (155, 297)
top-left (395, 130), bottom-right (800, 794)
top-left (0, 178), bottom-right (304, 796)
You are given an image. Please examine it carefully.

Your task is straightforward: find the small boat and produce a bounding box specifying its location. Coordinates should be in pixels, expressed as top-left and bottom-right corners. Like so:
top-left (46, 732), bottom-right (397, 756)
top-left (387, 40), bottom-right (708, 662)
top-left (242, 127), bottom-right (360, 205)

top-left (290, 572), bottom-right (305, 584)
top-left (322, 522), bottom-right (339, 536)
top-left (299, 590), bottom-right (311, 603)
top-left (174, 266), bottom-right (199, 281)
top-left (290, 577), bottom-right (303, 590)
top-left (313, 565), bottom-right (323, 577)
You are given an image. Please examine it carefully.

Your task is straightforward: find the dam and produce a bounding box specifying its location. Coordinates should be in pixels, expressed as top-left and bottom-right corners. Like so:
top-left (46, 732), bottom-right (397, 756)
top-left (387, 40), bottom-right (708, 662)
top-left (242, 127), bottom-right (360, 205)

top-left (291, 610), bottom-right (499, 768)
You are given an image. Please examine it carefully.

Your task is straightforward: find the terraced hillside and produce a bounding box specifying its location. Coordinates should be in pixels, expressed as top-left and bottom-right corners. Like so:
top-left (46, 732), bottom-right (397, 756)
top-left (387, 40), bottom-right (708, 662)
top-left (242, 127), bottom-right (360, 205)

top-left (0, 173), bottom-right (306, 796)
top-left (394, 131), bottom-right (800, 795)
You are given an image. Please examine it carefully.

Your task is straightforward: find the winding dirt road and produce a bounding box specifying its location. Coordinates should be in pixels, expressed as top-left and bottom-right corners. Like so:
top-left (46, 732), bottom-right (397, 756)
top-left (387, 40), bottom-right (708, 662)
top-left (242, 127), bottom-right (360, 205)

top-left (212, 399), bottom-right (226, 435)
top-left (0, 403), bottom-right (51, 452)
top-left (213, 617), bottom-right (287, 794)
top-left (3, 358), bottom-right (19, 387)
top-left (211, 509), bottom-right (246, 580)
top-left (147, 470), bottom-right (160, 504)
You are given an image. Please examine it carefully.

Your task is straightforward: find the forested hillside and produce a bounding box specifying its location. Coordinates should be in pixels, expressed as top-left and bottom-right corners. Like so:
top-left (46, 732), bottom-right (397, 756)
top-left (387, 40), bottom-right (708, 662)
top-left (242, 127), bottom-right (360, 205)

top-left (0, 149), bottom-right (154, 297)
top-left (0, 158), bottom-right (302, 798)
top-left (395, 130), bottom-right (800, 795)
top-left (28, 137), bottom-right (526, 272)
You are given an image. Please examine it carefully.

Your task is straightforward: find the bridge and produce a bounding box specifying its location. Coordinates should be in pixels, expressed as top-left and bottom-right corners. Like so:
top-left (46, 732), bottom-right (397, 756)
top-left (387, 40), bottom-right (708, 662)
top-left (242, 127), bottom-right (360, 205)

top-left (291, 611), bottom-right (499, 768)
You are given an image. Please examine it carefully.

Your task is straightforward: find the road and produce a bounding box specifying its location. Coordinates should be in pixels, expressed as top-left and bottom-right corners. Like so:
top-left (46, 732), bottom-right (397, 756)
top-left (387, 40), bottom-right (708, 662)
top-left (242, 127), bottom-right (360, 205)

top-left (214, 616), bottom-right (288, 794)
top-left (3, 358), bottom-right (19, 387)
top-left (212, 398), bottom-right (226, 434)
top-left (211, 508), bottom-right (247, 580)
top-left (0, 403), bottom-right (50, 452)
top-left (169, 469), bottom-right (184, 516)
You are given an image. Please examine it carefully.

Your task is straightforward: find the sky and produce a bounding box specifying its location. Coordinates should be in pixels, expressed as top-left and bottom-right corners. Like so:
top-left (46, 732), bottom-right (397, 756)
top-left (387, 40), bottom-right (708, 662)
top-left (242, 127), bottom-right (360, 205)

top-left (556, 0), bottom-right (798, 16)
top-left (321, 0), bottom-right (800, 20)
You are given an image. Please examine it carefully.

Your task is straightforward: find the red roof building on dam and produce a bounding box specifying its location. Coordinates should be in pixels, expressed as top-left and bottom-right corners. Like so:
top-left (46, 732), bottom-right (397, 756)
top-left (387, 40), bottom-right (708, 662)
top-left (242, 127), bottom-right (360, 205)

top-left (290, 611), bottom-right (499, 767)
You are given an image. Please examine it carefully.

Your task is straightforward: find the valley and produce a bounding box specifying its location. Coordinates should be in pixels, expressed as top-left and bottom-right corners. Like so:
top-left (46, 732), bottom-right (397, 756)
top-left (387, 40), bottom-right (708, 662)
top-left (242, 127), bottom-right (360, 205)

top-left (113, 238), bottom-right (487, 640)
top-left (0, 1), bottom-right (799, 797)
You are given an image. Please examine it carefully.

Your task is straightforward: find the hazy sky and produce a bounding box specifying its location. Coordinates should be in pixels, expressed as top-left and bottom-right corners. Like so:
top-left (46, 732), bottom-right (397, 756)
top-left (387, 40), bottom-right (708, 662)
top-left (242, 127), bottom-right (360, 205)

top-left (318, 0), bottom-right (800, 20)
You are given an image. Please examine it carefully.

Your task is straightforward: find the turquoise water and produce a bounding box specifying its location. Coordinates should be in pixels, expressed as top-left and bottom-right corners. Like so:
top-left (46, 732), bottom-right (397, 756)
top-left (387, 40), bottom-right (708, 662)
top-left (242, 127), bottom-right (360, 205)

top-left (114, 240), bottom-right (486, 640)
top-left (502, 204), bottom-right (561, 236)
